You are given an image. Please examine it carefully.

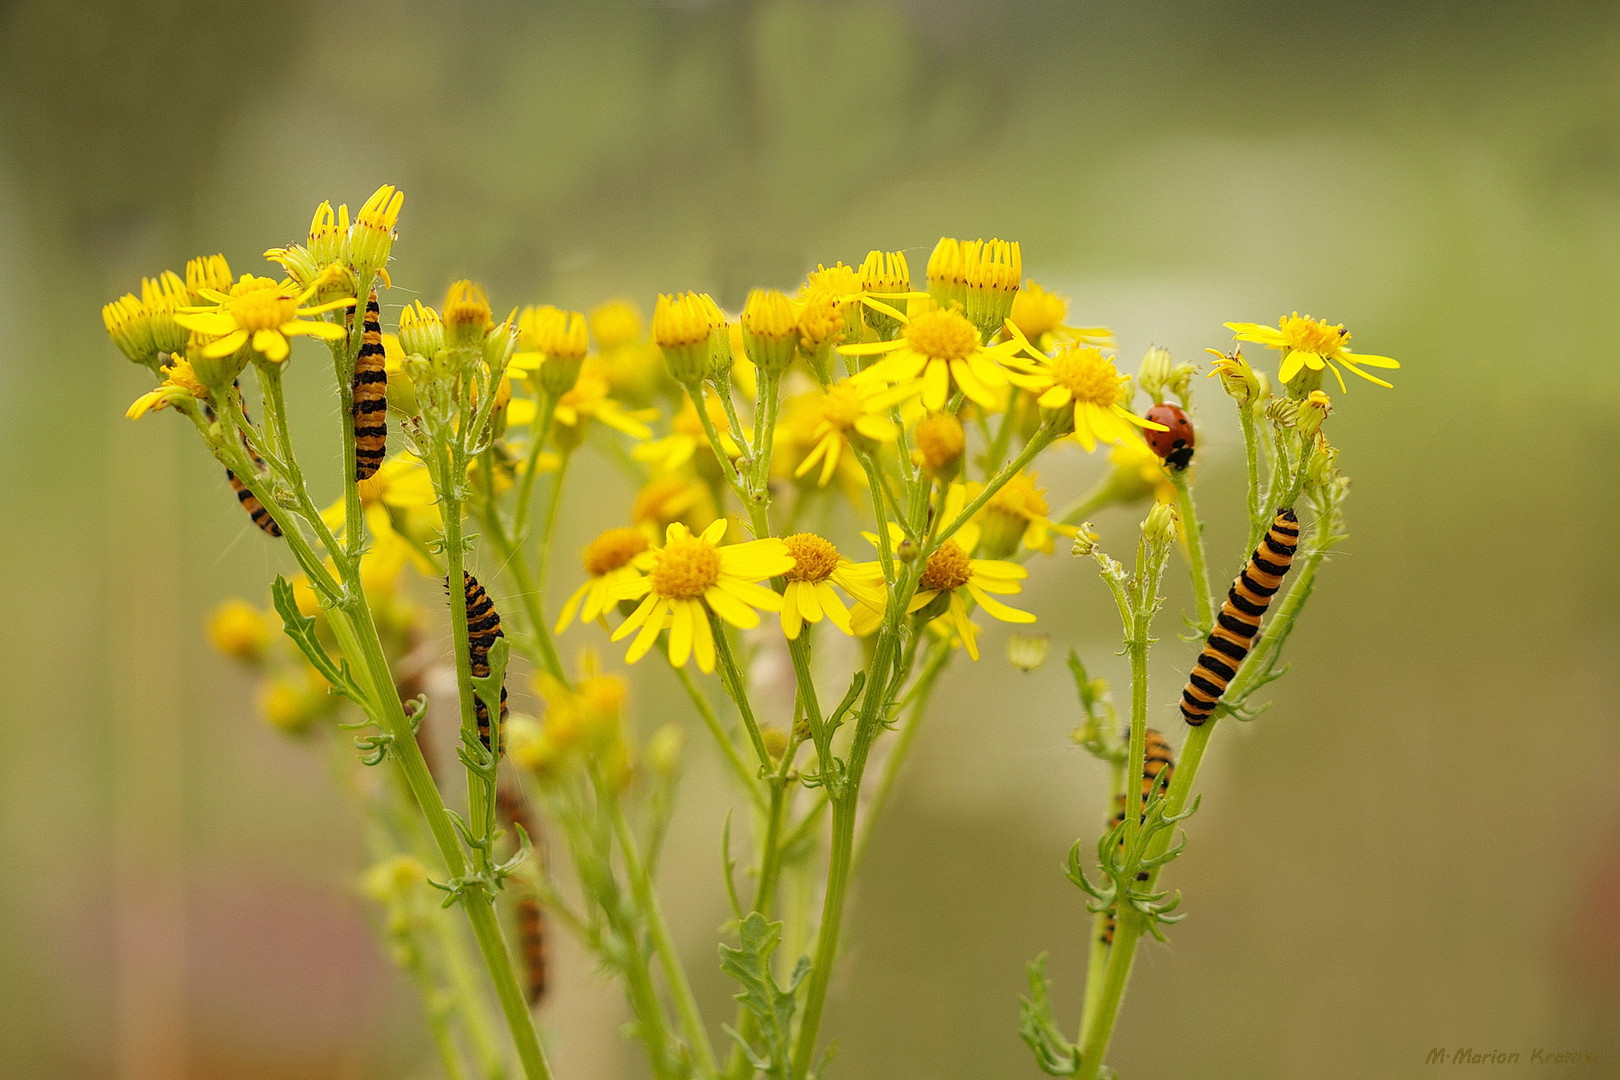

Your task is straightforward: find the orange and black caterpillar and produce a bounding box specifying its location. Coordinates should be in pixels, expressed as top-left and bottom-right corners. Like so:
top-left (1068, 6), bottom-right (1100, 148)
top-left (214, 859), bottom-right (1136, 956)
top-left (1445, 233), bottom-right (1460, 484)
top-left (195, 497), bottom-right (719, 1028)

top-left (461, 571), bottom-right (508, 754)
top-left (203, 388), bottom-right (281, 538)
top-left (495, 781), bottom-right (549, 1006)
top-left (1101, 728), bottom-right (1177, 946)
top-left (1179, 508), bottom-right (1299, 726)
top-left (351, 288), bottom-right (388, 481)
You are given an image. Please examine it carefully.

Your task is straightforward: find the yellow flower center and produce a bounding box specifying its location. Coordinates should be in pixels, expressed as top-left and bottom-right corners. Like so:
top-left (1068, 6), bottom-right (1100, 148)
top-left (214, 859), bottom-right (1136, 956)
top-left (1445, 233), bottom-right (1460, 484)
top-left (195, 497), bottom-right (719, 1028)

top-left (1010, 282), bottom-right (1067, 339)
top-left (1277, 313), bottom-right (1348, 356)
top-left (1049, 347), bottom-right (1126, 407)
top-left (819, 383), bottom-right (865, 430)
top-left (806, 262), bottom-right (861, 299)
top-left (782, 533), bottom-right (840, 583)
top-left (163, 358), bottom-right (209, 398)
top-left (584, 528), bottom-right (649, 576)
top-left (987, 473), bottom-right (1048, 523)
top-left (650, 533), bottom-right (721, 599)
top-left (904, 309), bottom-right (979, 363)
top-left (225, 277), bottom-right (297, 332)
top-left (920, 540), bottom-right (972, 592)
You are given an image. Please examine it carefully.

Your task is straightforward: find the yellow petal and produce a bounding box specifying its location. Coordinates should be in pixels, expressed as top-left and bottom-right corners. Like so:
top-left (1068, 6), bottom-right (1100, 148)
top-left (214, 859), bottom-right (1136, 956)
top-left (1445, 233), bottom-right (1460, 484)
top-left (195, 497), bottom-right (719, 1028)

top-left (968, 582), bottom-right (1036, 623)
top-left (922, 359), bottom-right (950, 412)
top-left (254, 329), bottom-right (290, 362)
top-left (692, 608), bottom-right (717, 673)
top-left (667, 599), bottom-right (694, 668)
top-left (780, 583), bottom-right (804, 640)
top-left (717, 577), bottom-right (783, 612)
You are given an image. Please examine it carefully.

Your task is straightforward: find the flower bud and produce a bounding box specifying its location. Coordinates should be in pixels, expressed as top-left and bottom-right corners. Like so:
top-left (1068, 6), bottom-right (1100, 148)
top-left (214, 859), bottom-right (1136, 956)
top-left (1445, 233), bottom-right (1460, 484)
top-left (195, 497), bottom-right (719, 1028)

top-left (646, 722), bottom-right (685, 778)
top-left (1165, 363), bottom-right (1197, 402)
top-left (103, 293), bottom-right (159, 367)
top-left (912, 412), bottom-right (965, 479)
top-left (742, 288), bottom-right (798, 377)
top-left (1307, 436), bottom-right (1341, 491)
top-left (360, 855), bottom-right (427, 906)
top-left (962, 238), bottom-right (1021, 337)
top-left (520, 305), bottom-right (589, 397)
top-left (306, 200), bottom-right (350, 269)
top-left (760, 726), bottom-right (790, 761)
top-left (653, 291), bottom-right (717, 385)
top-left (350, 184), bottom-right (403, 287)
top-left (185, 254), bottom-right (232, 302)
top-left (207, 598), bottom-right (272, 662)
top-left (1296, 389), bottom-right (1332, 439)
top-left (1070, 522), bottom-right (1101, 557)
top-left (858, 249), bottom-right (911, 338)
top-left (1205, 347), bottom-right (1261, 407)
top-left (1138, 345), bottom-right (1172, 398)
top-left (397, 301), bottom-right (443, 360)
top-left (483, 312), bottom-right (518, 377)
top-left (1264, 396), bottom-right (1300, 429)
top-left (443, 280), bottom-right (493, 349)
top-left (926, 236), bottom-right (966, 311)
top-left (1007, 632), bottom-right (1050, 672)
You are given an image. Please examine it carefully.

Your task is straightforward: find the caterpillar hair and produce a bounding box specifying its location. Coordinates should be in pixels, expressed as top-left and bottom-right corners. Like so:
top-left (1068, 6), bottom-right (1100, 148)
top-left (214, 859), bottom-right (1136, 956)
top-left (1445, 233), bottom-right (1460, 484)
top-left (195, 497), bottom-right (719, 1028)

top-left (1101, 728), bottom-right (1177, 946)
top-left (1179, 508), bottom-right (1299, 726)
top-left (459, 571), bottom-right (508, 754)
top-left (352, 288), bottom-right (388, 481)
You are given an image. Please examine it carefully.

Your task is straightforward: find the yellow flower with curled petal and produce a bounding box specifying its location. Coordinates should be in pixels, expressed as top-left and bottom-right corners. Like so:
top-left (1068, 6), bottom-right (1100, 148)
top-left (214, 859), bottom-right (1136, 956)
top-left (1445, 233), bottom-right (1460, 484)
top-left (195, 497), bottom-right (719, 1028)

top-left (176, 274), bottom-right (354, 363)
top-left (126, 357), bottom-right (209, 419)
top-left (851, 486), bottom-right (1034, 660)
top-left (1001, 338), bottom-right (1166, 452)
top-left (555, 527), bottom-right (652, 632)
top-left (790, 378), bottom-right (908, 487)
top-left (841, 302), bottom-right (1021, 413)
top-left (607, 521), bottom-right (793, 672)
top-left (1008, 280), bottom-right (1112, 351)
top-left (777, 533), bottom-right (885, 640)
top-left (1225, 312), bottom-right (1399, 391)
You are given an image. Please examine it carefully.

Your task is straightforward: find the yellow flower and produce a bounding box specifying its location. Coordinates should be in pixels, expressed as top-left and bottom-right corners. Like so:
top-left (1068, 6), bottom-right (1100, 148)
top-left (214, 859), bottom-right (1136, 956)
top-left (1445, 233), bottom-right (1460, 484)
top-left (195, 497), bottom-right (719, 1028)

top-left (443, 280), bottom-right (494, 347)
top-left (857, 250), bottom-right (922, 338)
top-left (971, 471), bottom-right (1076, 557)
top-left (653, 291), bottom-right (724, 384)
top-left (512, 305), bottom-right (590, 396)
top-left (320, 453), bottom-right (440, 574)
top-left (126, 357), bottom-right (209, 419)
top-left (789, 379), bottom-right (907, 487)
top-left (1204, 346), bottom-right (1262, 405)
top-left (1225, 313), bottom-right (1399, 390)
top-left (852, 488), bottom-right (1035, 660)
top-left (176, 274), bottom-right (353, 363)
top-left (103, 292), bottom-right (158, 365)
top-left (350, 183), bottom-right (404, 283)
top-left (777, 533), bottom-right (885, 640)
top-left (634, 390), bottom-right (739, 473)
top-left (1002, 342), bottom-right (1166, 452)
top-left (185, 254), bottom-right (233, 302)
top-left (555, 527), bottom-right (652, 632)
top-left (841, 302), bottom-right (1021, 412)
top-left (926, 237), bottom-right (1021, 335)
top-left (911, 412), bottom-right (966, 478)
top-left (207, 598), bottom-right (272, 661)
top-left (1008, 280), bottom-right (1112, 350)
top-left (591, 299), bottom-right (643, 350)
top-left (607, 521), bottom-right (793, 672)
top-left (632, 472), bottom-right (718, 535)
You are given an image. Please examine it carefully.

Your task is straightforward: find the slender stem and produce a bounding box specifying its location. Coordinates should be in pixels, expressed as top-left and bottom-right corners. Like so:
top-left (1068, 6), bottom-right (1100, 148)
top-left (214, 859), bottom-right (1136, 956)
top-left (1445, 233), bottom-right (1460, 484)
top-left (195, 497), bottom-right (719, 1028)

top-left (1168, 469), bottom-right (1214, 633)
top-left (512, 394), bottom-right (556, 545)
top-left (1239, 403), bottom-right (1266, 549)
top-left (685, 383), bottom-right (752, 500)
top-left (674, 664), bottom-right (766, 809)
top-left (606, 775), bottom-right (718, 1076)
top-left (930, 425), bottom-right (1058, 552)
top-left (710, 614), bottom-right (772, 770)
top-left (332, 325), bottom-right (366, 557)
top-left (853, 638), bottom-right (949, 868)
top-left (253, 366), bottom-right (347, 563)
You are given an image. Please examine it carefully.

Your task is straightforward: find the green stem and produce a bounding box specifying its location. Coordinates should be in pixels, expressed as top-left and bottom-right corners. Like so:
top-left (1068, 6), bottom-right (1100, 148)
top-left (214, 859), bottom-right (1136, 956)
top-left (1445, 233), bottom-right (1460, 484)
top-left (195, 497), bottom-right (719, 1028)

top-left (710, 613), bottom-right (772, 770)
top-left (1168, 469), bottom-right (1214, 633)
top-left (685, 383), bottom-right (752, 501)
top-left (852, 638), bottom-right (950, 868)
top-left (1238, 403), bottom-right (1266, 550)
top-left (607, 775), bottom-right (718, 1076)
top-left (931, 425), bottom-right (1058, 552)
top-left (253, 366), bottom-right (348, 563)
top-left (512, 394), bottom-right (556, 545)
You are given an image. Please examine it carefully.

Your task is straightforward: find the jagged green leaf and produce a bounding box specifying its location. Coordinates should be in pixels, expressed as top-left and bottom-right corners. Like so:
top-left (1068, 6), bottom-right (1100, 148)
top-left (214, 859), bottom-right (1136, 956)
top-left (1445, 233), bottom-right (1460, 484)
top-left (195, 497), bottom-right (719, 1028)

top-left (269, 575), bottom-right (366, 705)
top-left (718, 912), bottom-right (806, 1080)
top-left (1018, 954), bottom-right (1080, 1076)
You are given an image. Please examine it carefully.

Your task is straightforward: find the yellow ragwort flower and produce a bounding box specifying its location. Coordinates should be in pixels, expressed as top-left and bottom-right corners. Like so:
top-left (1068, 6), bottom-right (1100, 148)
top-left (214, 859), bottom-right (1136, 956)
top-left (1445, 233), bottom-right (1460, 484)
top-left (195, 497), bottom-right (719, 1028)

top-left (608, 520), bottom-right (793, 672)
top-left (972, 471), bottom-right (1076, 557)
top-left (1008, 280), bottom-right (1112, 350)
top-left (841, 302), bottom-right (1020, 412)
top-left (126, 357), bottom-right (209, 419)
top-left (555, 527), bottom-right (652, 633)
top-left (790, 379), bottom-right (907, 487)
top-left (852, 487), bottom-right (1034, 659)
top-left (1001, 341), bottom-right (1166, 452)
top-left (1225, 312), bottom-right (1399, 391)
top-left (176, 274), bottom-right (353, 363)
top-left (185, 254), bottom-right (233, 303)
top-left (777, 533), bottom-right (885, 640)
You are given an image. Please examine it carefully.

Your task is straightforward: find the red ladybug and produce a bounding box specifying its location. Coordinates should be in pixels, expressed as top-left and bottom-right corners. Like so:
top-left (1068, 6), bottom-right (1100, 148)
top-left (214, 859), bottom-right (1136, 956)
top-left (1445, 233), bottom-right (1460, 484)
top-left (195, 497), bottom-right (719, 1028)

top-left (1143, 402), bottom-right (1194, 470)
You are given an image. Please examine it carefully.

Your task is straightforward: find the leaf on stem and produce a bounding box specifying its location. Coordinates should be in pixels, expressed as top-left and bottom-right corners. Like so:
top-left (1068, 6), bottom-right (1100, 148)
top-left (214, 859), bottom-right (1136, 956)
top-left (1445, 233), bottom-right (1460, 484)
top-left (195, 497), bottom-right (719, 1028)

top-left (1018, 954), bottom-right (1081, 1076)
top-left (269, 575), bottom-right (367, 706)
top-left (719, 912), bottom-right (808, 1080)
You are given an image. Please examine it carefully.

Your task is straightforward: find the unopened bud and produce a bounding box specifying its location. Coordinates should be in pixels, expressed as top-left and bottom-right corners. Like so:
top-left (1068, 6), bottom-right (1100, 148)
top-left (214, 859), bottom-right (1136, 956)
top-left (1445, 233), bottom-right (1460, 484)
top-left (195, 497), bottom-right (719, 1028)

top-left (1007, 632), bottom-right (1050, 672)
top-left (1264, 397), bottom-right (1300, 429)
top-left (1070, 523), bottom-right (1101, 557)
top-left (1142, 501), bottom-right (1179, 549)
top-left (742, 289), bottom-right (798, 376)
top-left (646, 722), bottom-right (685, 778)
top-left (1138, 345), bottom-right (1173, 399)
top-left (1296, 389), bottom-right (1332, 439)
top-left (653, 291), bottom-right (717, 385)
top-left (398, 301), bottom-right (443, 359)
top-left (911, 413), bottom-right (965, 479)
top-left (443, 281), bottom-right (493, 349)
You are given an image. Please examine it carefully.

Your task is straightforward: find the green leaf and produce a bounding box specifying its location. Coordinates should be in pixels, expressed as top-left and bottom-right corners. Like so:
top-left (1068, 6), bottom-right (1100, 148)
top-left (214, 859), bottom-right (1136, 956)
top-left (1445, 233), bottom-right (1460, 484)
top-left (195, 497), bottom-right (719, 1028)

top-left (718, 912), bottom-right (806, 1080)
top-left (269, 576), bottom-right (366, 706)
top-left (1018, 954), bottom-right (1080, 1076)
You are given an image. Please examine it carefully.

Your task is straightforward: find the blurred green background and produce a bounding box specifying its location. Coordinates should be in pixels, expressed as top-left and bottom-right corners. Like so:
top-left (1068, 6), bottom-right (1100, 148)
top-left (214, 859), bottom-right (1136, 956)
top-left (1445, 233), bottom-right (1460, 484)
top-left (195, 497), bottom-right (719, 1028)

top-left (2, 0), bottom-right (1618, 1077)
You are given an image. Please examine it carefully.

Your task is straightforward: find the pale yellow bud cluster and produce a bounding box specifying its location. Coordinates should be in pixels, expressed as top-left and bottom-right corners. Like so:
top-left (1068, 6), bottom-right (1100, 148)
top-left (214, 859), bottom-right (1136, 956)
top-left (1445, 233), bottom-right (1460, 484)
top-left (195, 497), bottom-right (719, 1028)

top-left (519, 305), bottom-right (590, 396)
top-left (397, 300), bottom-right (444, 359)
top-left (928, 236), bottom-right (1021, 336)
top-left (653, 291), bottom-right (722, 385)
top-left (443, 280), bottom-right (494, 348)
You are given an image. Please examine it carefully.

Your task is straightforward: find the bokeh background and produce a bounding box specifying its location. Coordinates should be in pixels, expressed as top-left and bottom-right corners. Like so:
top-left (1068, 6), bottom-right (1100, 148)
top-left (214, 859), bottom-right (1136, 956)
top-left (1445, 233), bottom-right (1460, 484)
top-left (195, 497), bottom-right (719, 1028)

top-left (3, 0), bottom-right (1619, 1077)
